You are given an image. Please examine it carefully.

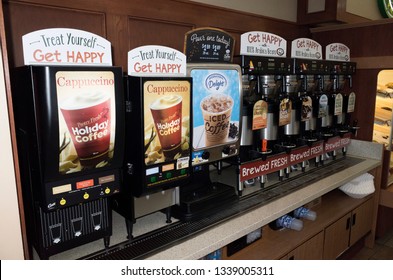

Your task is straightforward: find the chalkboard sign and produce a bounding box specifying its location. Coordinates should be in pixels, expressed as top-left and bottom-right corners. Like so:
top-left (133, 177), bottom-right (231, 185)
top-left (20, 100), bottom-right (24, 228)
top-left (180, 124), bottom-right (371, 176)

top-left (184, 27), bottom-right (234, 63)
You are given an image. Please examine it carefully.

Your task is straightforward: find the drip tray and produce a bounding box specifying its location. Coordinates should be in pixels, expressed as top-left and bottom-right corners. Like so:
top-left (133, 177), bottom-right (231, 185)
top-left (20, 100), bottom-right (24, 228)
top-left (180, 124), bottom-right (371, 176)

top-left (82, 156), bottom-right (364, 260)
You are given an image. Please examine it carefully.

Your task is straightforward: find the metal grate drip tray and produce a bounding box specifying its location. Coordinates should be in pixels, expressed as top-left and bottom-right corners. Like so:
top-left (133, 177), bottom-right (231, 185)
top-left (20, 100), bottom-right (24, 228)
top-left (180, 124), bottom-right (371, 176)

top-left (82, 156), bottom-right (364, 260)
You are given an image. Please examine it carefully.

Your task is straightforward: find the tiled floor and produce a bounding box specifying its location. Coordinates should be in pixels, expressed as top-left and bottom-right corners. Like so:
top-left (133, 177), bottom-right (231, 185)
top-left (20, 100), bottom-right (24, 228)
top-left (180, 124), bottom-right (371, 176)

top-left (351, 228), bottom-right (393, 260)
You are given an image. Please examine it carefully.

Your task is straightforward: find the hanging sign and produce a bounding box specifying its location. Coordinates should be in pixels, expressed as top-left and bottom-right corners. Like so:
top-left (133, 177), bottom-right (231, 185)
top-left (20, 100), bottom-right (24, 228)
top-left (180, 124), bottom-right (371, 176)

top-left (22, 28), bottom-right (112, 66)
top-left (291, 38), bottom-right (322, 60)
top-left (128, 45), bottom-right (186, 77)
top-left (326, 43), bottom-right (350, 61)
top-left (184, 27), bottom-right (234, 63)
top-left (240, 31), bottom-right (287, 57)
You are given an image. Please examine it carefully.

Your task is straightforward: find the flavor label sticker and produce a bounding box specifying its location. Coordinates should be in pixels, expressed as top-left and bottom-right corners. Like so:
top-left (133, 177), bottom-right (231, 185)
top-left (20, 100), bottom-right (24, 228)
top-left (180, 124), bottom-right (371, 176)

top-left (347, 92), bottom-right (356, 113)
top-left (334, 93), bottom-right (343, 115)
top-left (318, 94), bottom-right (328, 118)
top-left (252, 100), bottom-right (268, 130)
top-left (191, 68), bottom-right (241, 150)
top-left (22, 28), bottom-right (112, 66)
top-left (57, 71), bottom-right (116, 174)
top-left (128, 45), bottom-right (186, 77)
top-left (301, 96), bottom-right (313, 121)
top-left (279, 98), bottom-right (291, 126)
top-left (240, 31), bottom-right (287, 57)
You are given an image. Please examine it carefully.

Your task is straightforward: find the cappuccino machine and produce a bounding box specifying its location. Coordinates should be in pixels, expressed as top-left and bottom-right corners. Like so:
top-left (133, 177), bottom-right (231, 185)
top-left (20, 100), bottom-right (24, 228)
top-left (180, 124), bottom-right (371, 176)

top-left (236, 33), bottom-right (355, 195)
top-left (172, 28), bottom-right (242, 220)
top-left (112, 45), bottom-right (192, 236)
top-left (11, 29), bottom-right (125, 259)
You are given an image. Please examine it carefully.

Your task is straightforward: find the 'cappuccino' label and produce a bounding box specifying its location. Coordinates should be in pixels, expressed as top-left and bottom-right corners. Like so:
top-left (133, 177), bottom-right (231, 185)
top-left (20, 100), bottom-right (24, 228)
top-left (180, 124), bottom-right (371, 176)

top-left (57, 71), bottom-right (116, 173)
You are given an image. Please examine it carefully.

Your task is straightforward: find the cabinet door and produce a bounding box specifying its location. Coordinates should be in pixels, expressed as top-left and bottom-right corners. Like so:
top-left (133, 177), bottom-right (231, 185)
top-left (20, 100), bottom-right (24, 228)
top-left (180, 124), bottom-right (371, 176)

top-left (323, 213), bottom-right (351, 259)
top-left (350, 198), bottom-right (374, 246)
top-left (287, 231), bottom-right (324, 260)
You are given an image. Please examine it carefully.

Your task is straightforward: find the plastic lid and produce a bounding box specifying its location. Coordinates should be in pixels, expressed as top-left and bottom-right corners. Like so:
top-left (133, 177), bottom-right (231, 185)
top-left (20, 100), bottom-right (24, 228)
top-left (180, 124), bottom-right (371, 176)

top-left (303, 210), bottom-right (317, 221)
top-left (289, 218), bottom-right (303, 231)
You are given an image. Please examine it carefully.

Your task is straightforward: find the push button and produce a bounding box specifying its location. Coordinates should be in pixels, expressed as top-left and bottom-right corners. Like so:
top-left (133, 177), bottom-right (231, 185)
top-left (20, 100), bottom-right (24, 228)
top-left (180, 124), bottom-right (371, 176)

top-left (150, 176), bottom-right (157, 183)
top-left (60, 198), bottom-right (66, 206)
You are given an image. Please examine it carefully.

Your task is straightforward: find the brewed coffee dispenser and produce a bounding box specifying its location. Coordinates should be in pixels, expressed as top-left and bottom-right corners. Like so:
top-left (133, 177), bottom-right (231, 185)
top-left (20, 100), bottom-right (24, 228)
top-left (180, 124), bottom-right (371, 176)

top-left (325, 43), bottom-right (358, 156)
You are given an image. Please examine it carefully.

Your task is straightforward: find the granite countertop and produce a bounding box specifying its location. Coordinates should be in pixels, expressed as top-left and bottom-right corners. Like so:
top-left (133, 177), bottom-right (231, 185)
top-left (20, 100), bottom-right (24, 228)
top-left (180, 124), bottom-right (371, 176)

top-left (146, 140), bottom-right (383, 260)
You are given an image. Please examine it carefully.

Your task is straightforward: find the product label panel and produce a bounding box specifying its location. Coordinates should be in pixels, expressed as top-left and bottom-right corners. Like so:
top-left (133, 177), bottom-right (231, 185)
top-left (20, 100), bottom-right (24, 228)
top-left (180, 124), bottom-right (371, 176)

top-left (143, 80), bottom-right (191, 167)
top-left (57, 71), bottom-right (116, 174)
top-left (191, 69), bottom-right (241, 152)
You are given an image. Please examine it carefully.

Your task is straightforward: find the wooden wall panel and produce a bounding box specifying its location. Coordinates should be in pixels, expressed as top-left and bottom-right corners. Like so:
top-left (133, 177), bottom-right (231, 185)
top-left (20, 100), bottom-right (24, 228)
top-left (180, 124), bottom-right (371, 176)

top-left (127, 17), bottom-right (194, 52)
top-left (2, 0), bottom-right (309, 70)
top-left (3, 2), bottom-right (106, 67)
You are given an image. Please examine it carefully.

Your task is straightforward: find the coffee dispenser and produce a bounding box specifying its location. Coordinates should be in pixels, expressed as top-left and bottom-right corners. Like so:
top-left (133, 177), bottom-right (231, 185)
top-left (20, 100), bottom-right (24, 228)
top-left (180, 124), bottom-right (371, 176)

top-left (11, 29), bottom-right (125, 259)
top-left (112, 45), bottom-right (192, 237)
top-left (333, 61), bottom-right (358, 136)
top-left (240, 56), bottom-right (292, 160)
top-left (172, 63), bottom-right (242, 220)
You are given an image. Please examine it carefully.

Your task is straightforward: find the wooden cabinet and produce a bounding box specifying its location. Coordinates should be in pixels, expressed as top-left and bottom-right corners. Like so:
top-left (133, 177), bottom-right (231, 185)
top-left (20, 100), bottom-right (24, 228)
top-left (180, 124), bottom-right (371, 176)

top-left (224, 190), bottom-right (375, 260)
top-left (286, 231), bottom-right (324, 260)
top-left (323, 198), bottom-right (373, 259)
top-left (323, 213), bottom-right (352, 259)
top-left (350, 198), bottom-right (374, 245)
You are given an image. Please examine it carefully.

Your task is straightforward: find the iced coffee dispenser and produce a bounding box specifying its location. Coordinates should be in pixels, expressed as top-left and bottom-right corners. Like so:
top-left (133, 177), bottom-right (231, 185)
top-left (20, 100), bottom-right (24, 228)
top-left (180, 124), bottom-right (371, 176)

top-left (173, 28), bottom-right (242, 220)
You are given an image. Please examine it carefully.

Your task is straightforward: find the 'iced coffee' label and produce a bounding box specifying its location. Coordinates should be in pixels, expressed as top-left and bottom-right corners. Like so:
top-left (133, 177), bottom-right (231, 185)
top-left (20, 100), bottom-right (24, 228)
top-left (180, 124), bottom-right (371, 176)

top-left (22, 28), bottom-right (112, 66)
top-left (190, 68), bottom-right (241, 152)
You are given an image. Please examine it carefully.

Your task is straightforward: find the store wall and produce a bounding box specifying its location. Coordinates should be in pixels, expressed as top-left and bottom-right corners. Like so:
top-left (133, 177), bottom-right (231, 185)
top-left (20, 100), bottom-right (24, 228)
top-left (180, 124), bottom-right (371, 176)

top-left (189, 0), bottom-right (298, 22)
top-left (2, 0), bottom-right (309, 71)
top-left (0, 47), bottom-right (24, 259)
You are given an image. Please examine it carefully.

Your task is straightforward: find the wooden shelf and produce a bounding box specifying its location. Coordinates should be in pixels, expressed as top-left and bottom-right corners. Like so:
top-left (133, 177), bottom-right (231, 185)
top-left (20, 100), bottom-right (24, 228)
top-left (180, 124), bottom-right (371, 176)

top-left (223, 189), bottom-right (373, 260)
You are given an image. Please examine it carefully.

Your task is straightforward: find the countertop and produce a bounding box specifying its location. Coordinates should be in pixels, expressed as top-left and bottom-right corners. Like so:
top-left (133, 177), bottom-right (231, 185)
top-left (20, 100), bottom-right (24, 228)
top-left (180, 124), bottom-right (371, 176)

top-left (146, 140), bottom-right (383, 259)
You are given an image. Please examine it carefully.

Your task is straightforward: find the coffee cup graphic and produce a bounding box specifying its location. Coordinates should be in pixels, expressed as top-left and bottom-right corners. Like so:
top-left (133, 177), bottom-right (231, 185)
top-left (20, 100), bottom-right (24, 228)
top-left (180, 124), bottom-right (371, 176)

top-left (150, 95), bottom-right (183, 159)
top-left (60, 91), bottom-right (111, 168)
top-left (200, 93), bottom-right (233, 146)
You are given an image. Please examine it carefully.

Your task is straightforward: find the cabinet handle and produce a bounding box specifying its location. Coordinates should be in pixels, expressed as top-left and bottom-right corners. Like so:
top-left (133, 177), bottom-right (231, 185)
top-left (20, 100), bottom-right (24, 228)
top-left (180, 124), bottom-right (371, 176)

top-left (352, 213), bottom-right (357, 226)
top-left (346, 217), bottom-right (351, 230)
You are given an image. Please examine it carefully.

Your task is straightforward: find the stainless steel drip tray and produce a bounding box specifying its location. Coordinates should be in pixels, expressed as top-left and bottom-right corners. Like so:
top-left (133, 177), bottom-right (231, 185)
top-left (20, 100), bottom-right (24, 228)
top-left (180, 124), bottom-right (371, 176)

top-left (82, 156), bottom-right (365, 260)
